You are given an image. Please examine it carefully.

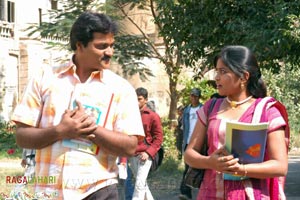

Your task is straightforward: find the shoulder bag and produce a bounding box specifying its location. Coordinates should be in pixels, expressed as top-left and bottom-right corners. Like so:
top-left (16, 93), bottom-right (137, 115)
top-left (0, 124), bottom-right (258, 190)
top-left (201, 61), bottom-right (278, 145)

top-left (184, 98), bottom-right (217, 188)
top-left (149, 146), bottom-right (164, 172)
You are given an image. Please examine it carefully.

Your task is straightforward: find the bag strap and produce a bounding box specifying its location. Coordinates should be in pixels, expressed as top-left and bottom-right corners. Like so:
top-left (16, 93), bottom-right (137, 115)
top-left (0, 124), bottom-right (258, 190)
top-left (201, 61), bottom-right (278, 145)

top-left (203, 98), bottom-right (218, 148)
top-left (244, 97), bottom-right (277, 199)
top-left (207, 98), bottom-right (218, 121)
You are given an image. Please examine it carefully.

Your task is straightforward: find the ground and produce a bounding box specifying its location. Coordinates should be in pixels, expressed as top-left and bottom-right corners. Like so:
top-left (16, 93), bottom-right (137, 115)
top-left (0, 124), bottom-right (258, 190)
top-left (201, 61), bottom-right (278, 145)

top-left (0, 148), bottom-right (300, 200)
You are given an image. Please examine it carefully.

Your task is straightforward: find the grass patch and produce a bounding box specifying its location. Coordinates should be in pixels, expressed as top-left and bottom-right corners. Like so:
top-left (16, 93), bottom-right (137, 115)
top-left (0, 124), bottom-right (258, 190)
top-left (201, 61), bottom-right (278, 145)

top-left (0, 157), bottom-right (184, 199)
top-left (0, 164), bottom-right (25, 199)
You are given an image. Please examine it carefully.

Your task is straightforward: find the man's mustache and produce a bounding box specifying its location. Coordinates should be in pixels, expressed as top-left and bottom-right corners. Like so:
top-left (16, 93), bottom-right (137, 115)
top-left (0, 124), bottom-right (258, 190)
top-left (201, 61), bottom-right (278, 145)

top-left (100, 56), bottom-right (111, 61)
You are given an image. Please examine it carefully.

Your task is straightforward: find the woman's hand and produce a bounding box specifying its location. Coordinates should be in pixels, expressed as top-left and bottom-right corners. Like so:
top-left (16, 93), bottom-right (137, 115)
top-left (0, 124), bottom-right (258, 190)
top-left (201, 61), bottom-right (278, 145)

top-left (210, 147), bottom-right (242, 175)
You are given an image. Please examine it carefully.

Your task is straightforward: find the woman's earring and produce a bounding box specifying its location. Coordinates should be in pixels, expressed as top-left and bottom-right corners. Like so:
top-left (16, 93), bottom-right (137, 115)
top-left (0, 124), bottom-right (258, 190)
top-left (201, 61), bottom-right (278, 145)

top-left (241, 83), bottom-right (245, 89)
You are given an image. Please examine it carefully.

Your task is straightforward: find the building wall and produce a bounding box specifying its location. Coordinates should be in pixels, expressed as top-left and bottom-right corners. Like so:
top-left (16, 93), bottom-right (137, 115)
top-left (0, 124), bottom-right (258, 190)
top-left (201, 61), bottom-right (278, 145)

top-left (126, 57), bottom-right (170, 117)
top-left (119, 3), bottom-right (171, 117)
top-left (0, 19), bottom-right (19, 121)
top-left (0, 0), bottom-right (68, 121)
top-left (0, 40), bottom-right (18, 121)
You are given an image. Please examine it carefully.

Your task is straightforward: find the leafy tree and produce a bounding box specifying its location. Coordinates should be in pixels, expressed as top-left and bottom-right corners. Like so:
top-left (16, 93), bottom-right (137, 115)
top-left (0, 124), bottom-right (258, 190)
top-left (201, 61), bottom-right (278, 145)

top-left (167, 0), bottom-right (300, 72)
top-left (27, 0), bottom-right (300, 121)
top-left (109, 0), bottom-right (300, 120)
top-left (109, 0), bottom-right (189, 120)
top-left (26, 0), bottom-right (154, 81)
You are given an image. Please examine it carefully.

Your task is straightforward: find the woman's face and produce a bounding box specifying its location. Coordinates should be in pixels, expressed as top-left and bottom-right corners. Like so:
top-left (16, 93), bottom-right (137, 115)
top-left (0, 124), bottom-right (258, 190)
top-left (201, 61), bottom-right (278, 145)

top-left (214, 59), bottom-right (242, 97)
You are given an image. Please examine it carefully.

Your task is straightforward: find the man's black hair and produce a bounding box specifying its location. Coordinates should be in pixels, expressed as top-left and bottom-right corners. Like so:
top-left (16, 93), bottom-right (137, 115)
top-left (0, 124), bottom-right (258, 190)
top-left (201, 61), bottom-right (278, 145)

top-left (136, 87), bottom-right (148, 99)
top-left (70, 11), bottom-right (118, 50)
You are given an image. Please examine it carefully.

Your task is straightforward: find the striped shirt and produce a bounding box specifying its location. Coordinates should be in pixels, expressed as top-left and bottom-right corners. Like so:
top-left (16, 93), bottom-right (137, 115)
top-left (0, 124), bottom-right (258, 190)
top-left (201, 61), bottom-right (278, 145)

top-left (12, 60), bottom-right (144, 199)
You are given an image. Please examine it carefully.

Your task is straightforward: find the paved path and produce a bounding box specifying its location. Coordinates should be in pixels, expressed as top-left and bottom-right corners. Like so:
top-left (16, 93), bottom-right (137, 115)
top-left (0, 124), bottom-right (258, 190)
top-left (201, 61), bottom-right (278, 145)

top-left (285, 155), bottom-right (300, 199)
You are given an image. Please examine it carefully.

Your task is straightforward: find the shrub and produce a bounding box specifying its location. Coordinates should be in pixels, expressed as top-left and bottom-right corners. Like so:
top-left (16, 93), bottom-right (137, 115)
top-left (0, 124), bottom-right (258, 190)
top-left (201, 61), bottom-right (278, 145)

top-left (262, 64), bottom-right (300, 148)
top-left (0, 120), bottom-right (21, 159)
top-left (161, 117), bottom-right (178, 159)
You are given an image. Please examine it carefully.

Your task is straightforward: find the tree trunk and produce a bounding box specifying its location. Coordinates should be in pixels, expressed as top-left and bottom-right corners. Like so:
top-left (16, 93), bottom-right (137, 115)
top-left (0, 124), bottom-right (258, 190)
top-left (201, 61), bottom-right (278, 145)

top-left (168, 77), bottom-right (178, 126)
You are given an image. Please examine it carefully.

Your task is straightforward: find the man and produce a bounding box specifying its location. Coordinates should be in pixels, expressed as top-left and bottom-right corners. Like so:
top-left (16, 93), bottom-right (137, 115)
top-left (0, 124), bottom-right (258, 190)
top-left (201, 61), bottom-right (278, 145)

top-left (128, 87), bottom-right (163, 200)
top-left (179, 88), bottom-right (203, 200)
top-left (12, 12), bottom-right (144, 200)
top-left (21, 148), bottom-right (36, 181)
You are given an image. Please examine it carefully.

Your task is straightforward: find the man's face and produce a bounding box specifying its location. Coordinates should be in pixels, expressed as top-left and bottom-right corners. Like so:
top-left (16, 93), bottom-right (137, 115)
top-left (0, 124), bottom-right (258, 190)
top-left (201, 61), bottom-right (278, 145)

top-left (76, 32), bottom-right (115, 71)
top-left (190, 94), bottom-right (200, 106)
top-left (137, 95), bottom-right (147, 110)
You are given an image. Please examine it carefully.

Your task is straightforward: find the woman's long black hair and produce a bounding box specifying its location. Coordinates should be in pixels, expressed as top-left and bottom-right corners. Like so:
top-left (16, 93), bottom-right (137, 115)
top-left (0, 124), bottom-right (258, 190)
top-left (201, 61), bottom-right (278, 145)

top-left (214, 45), bottom-right (267, 98)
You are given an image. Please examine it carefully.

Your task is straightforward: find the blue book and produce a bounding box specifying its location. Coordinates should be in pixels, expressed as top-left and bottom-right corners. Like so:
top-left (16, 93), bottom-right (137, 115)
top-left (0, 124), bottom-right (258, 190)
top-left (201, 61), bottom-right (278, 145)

top-left (62, 84), bottom-right (114, 155)
top-left (224, 121), bottom-right (268, 180)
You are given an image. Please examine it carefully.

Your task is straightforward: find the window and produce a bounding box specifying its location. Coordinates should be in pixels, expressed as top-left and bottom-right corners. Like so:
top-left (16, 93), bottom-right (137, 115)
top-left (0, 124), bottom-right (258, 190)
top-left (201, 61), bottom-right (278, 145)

top-left (51, 0), bottom-right (57, 10)
top-left (7, 0), bottom-right (15, 22)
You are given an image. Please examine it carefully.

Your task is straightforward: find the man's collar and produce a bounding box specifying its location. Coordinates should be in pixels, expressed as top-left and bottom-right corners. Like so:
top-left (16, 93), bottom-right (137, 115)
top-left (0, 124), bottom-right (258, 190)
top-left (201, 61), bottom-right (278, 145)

top-left (190, 103), bottom-right (201, 108)
top-left (141, 106), bottom-right (151, 113)
top-left (53, 55), bottom-right (103, 81)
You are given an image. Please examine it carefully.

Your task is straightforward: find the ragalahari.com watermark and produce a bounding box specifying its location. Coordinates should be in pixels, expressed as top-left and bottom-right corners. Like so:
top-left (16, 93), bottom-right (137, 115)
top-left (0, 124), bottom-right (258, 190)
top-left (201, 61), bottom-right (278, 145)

top-left (6, 175), bottom-right (56, 185)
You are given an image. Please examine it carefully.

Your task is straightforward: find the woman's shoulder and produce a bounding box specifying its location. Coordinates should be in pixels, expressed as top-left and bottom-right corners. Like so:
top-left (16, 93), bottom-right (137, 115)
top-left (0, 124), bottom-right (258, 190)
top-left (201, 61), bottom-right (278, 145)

top-left (255, 97), bottom-right (287, 118)
top-left (203, 97), bottom-right (224, 110)
top-left (197, 97), bottom-right (224, 121)
top-left (257, 97), bottom-right (289, 138)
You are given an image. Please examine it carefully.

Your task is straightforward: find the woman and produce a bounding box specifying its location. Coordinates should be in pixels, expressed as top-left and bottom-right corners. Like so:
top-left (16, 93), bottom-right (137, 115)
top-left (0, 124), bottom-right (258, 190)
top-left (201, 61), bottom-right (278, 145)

top-left (184, 45), bottom-right (289, 199)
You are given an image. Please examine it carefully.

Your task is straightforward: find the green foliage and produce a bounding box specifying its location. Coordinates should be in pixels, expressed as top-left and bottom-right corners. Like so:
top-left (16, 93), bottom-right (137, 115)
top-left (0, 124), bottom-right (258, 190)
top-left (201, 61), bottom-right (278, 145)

top-left (26, 0), bottom-right (103, 50)
top-left (114, 35), bottom-right (154, 81)
top-left (178, 79), bottom-right (217, 107)
top-left (26, 0), bottom-right (153, 81)
top-left (284, 14), bottom-right (300, 43)
top-left (289, 131), bottom-right (300, 151)
top-left (114, 0), bottom-right (300, 119)
top-left (262, 64), bottom-right (300, 135)
top-left (161, 118), bottom-right (177, 155)
top-left (27, 0), bottom-right (300, 121)
top-left (157, 0), bottom-right (300, 72)
top-left (157, 117), bottom-right (183, 174)
top-left (0, 121), bottom-right (21, 159)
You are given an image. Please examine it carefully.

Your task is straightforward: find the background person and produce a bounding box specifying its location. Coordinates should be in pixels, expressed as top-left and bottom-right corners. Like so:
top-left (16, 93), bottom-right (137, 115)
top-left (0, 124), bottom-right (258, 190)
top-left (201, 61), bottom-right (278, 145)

top-left (128, 87), bottom-right (163, 200)
top-left (184, 45), bottom-right (289, 199)
top-left (179, 88), bottom-right (203, 200)
top-left (12, 11), bottom-right (144, 200)
top-left (21, 148), bottom-right (36, 181)
top-left (175, 105), bottom-right (184, 160)
top-left (122, 98), bottom-right (157, 200)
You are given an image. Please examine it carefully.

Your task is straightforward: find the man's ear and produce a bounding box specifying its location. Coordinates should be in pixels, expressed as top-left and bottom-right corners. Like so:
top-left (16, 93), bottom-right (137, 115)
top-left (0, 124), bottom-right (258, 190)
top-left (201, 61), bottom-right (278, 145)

top-left (76, 42), bottom-right (83, 50)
